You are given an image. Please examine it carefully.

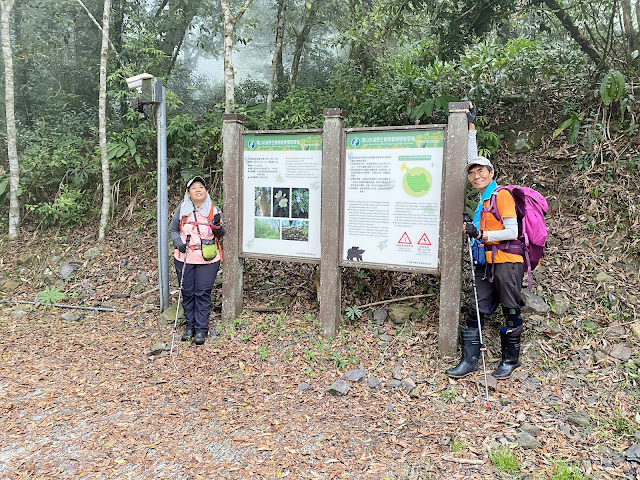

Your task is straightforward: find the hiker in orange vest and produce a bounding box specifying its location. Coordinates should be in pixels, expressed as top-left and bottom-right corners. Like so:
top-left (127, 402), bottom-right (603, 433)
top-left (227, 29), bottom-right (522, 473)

top-left (445, 104), bottom-right (525, 380)
top-left (170, 176), bottom-right (225, 346)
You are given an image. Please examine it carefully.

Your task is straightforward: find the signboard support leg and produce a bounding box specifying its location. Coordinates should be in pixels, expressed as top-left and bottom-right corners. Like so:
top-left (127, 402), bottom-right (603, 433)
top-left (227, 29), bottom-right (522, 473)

top-left (319, 108), bottom-right (345, 337)
top-left (437, 102), bottom-right (470, 352)
top-left (222, 113), bottom-right (246, 323)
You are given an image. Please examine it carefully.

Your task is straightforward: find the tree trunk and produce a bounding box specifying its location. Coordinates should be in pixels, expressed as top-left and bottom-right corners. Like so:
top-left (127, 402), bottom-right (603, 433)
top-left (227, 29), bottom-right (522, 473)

top-left (1, 0), bottom-right (19, 240)
top-left (98, 0), bottom-right (111, 242)
top-left (266, 0), bottom-right (287, 112)
top-left (289, 2), bottom-right (317, 91)
top-left (621, 0), bottom-right (639, 51)
top-left (220, 0), bottom-right (254, 113)
top-left (542, 0), bottom-right (602, 67)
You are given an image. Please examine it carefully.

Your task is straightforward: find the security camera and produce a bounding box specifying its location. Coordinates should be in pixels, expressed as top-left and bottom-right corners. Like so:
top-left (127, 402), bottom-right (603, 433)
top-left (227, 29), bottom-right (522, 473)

top-left (125, 73), bottom-right (153, 92)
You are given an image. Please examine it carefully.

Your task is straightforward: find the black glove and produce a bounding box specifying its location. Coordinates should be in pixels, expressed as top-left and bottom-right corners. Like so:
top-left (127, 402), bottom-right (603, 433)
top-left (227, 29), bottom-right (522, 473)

top-left (213, 224), bottom-right (225, 238)
top-left (177, 244), bottom-right (187, 253)
top-left (464, 222), bottom-right (480, 239)
top-left (213, 213), bottom-right (221, 225)
top-left (466, 107), bottom-right (477, 124)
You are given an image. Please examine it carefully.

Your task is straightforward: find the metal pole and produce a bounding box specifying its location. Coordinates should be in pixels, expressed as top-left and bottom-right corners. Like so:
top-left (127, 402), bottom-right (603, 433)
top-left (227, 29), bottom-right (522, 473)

top-left (157, 82), bottom-right (170, 312)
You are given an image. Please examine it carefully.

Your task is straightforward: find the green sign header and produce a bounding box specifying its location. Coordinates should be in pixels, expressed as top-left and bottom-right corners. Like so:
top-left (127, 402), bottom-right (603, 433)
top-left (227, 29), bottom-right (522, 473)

top-left (244, 134), bottom-right (322, 152)
top-left (346, 130), bottom-right (444, 149)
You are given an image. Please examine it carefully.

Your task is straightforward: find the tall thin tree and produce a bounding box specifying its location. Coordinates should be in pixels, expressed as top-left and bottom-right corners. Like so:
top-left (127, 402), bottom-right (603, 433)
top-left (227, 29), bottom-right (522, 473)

top-left (220, 0), bottom-right (254, 113)
top-left (0, 0), bottom-right (18, 239)
top-left (266, 0), bottom-right (287, 113)
top-left (98, 0), bottom-right (112, 241)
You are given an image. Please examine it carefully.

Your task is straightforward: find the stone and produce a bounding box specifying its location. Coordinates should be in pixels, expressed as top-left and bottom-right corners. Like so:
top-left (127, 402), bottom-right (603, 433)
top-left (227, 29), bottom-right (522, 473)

top-left (367, 377), bottom-right (379, 389)
top-left (610, 344), bottom-right (632, 362)
top-left (521, 290), bottom-right (550, 314)
top-left (378, 334), bottom-right (393, 343)
top-left (480, 375), bottom-right (498, 391)
top-left (626, 445), bottom-right (640, 463)
top-left (84, 246), bottom-right (103, 261)
top-left (61, 311), bottom-right (82, 322)
top-left (388, 304), bottom-right (419, 325)
top-left (0, 279), bottom-right (20, 292)
top-left (631, 320), bottom-right (640, 339)
top-left (521, 423), bottom-right (541, 436)
top-left (326, 379), bottom-right (350, 396)
top-left (373, 309), bottom-right (387, 324)
top-left (552, 293), bottom-right (570, 315)
top-left (17, 253), bottom-right (36, 266)
top-left (409, 386), bottom-right (421, 398)
top-left (150, 342), bottom-right (169, 355)
top-left (401, 377), bottom-right (416, 391)
top-left (59, 261), bottom-right (82, 279)
top-left (594, 350), bottom-right (607, 363)
top-left (298, 382), bottom-right (310, 391)
top-left (595, 272), bottom-right (614, 283)
top-left (11, 309), bottom-right (28, 320)
top-left (138, 274), bottom-right (149, 284)
top-left (516, 431), bottom-right (540, 449)
top-left (386, 379), bottom-right (402, 388)
top-left (392, 365), bottom-right (404, 380)
top-left (159, 303), bottom-right (183, 325)
top-left (566, 412), bottom-right (590, 428)
top-left (344, 369), bottom-right (367, 382)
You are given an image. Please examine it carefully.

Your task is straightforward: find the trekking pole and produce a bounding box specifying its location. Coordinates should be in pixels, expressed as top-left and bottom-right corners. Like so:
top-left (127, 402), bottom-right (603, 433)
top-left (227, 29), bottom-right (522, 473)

top-left (464, 214), bottom-right (491, 409)
top-left (169, 234), bottom-right (190, 359)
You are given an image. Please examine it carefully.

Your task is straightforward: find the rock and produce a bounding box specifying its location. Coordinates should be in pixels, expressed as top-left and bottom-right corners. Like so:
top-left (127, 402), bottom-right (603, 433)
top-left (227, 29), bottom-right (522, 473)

top-left (516, 431), bottom-right (540, 449)
top-left (159, 303), bottom-right (183, 325)
top-left (409, 386), bottom-right (421, 398)
top-left (388, 304), bottom-right (419, 325)
top-left (326, 379), bottom-right (350, 396)
top-left (150, 342), bottom-right (169, 355)
top-left (552, 293), bottom-right (570, 315)
top-left (521, 290), bottom-right (550, 314)
top-left (626, 445), bottom-right (640, 463)
top-left (480, 375), bottom-right (498, 391)
top-left (401, 378), bottom-right (416, 391)
top-left (610, 344), bottom-right (632, 362)
top-left (84, 246), bottom-right (103, 261)
top-left (593, 350), bottom-right (607, 363)
top-left (0, 279), bottom-right (20, 292)
top-left (595, 272), bottom-right (613, 283)
top-left (392, 365), bottom-right (404, 380)
top-left (630, 322), bottom-right (640, 340)
top-left (368, 377), bottom-right (379, 389)
top-left (138, 274), bottom-right (149, 284)
top-left (566, 412), bottom-right (590, 428)
top-left (60, 311), bottom-right (82, 322)
top-left (344, 369), bottom-right (366, 382)
top-left (373, 309), bottom-right (387, 324)
top-left (378, 334), bottom-right (393, 343)
top-left (298, 382), bottom-right (310, 391)
top-left (59, 261), bottom-right (82, 279)
top-left (386, 379), bottom-right (402, 388)
top-left (11, 309), bottom-right (28, 320)
top-left (521, 423), bottom-right (541, 436)
top-left (17, 253), bottom-right (36, 266)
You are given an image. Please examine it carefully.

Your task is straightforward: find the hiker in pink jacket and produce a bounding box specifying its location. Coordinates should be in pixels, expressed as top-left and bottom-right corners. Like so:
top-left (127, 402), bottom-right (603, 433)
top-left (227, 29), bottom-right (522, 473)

top-left (445, 105), bottom-right (525, 380)
top-left (170, 176), bottom-right (225, 346)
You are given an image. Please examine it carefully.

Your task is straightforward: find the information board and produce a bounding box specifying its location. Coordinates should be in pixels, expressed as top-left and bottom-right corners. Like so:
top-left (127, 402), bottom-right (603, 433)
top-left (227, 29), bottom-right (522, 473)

top-left (242, 133), bottom-right (322, 259)
top-left (342, 129), bottom-right (444, 270)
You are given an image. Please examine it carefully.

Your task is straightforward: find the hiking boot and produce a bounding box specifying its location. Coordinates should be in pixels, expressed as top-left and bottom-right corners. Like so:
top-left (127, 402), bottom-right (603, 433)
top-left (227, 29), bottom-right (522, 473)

top-left (492, 325), bottom-right (523, 379)
top-left (194, 331), bottom-right (206, 346)
top-left (181, 328), bottom-right (194, 342)
top-left (445, 329), bottom-right (480, 378)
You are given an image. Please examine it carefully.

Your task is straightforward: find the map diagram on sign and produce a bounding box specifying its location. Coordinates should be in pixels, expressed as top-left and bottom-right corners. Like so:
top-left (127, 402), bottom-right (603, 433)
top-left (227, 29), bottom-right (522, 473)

top-left (401, 162), bottom-right (432, 197)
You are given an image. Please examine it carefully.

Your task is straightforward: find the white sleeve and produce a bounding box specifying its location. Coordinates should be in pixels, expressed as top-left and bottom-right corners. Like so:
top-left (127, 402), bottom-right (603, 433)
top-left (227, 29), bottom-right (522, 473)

top-left (468, 129), bottom-right (478, 163)
top-left (486, 216), bottom-right (518, 242)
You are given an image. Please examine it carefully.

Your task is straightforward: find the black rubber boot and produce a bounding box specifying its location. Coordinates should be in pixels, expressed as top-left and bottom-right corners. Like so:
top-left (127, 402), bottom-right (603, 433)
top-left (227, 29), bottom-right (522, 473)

top-left (445, 329), bottom-right (480, 378)
top-left (194, 331), bottom-right (206, 346)
top-left (181, 327), bottom-right (194, 342)
top-left (492, 325), bottom-right (523, 379)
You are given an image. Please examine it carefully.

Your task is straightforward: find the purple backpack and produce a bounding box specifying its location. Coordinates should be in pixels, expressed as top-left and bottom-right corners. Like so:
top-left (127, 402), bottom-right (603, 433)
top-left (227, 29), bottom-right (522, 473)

top-left (485, 185), bottom-right (549, 289)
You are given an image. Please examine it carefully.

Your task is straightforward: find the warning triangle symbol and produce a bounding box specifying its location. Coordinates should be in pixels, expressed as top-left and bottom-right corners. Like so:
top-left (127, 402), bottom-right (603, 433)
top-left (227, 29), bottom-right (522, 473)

top-left (417, 233), bottom-right (432, 246)
top-left (398, 232), bottom-right (412, 244)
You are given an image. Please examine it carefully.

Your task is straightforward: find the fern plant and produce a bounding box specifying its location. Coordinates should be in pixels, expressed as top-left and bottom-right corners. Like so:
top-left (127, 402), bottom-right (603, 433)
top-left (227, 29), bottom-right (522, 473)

top-left (36, 286), bottom-right (66, 306)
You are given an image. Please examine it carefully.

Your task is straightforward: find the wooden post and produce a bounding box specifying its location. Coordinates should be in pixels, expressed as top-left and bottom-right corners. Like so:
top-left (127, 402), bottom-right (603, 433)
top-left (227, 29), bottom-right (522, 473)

top-left (221, 113), bottom-right (245, 322)
top-left (319, 108), bottom-right (344, 337)
top-left (438, 102), bottom-right (469, 353)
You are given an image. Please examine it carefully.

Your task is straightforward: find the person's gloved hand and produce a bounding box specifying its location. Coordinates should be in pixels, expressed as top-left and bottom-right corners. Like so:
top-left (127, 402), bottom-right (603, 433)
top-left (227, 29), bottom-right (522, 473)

top-left (213, 213), bottom-right (221, 225)
top-left (464, 222), bottom-right (480, 239)
top-left (213, 225), bottom-right (225, 238)
top-left (177, 244), bottom-right (187, 253)
top-left (466, 107), bottom-right (477, 124)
